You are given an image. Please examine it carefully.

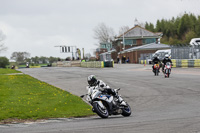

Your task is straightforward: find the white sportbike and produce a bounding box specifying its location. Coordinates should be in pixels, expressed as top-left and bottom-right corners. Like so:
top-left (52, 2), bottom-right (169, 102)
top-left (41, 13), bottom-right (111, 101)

top-left (81, 87), bottom-right (131, 118)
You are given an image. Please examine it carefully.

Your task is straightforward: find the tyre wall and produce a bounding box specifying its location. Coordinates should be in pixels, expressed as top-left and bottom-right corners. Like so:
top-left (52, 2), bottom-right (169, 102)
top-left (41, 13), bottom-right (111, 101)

top-left (81, 61), bottom-right (114, 68)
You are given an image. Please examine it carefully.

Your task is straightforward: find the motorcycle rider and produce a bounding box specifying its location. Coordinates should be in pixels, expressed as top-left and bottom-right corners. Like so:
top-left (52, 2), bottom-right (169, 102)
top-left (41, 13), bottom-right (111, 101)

top-left (152, 54), bottom-right (161, 72)
top-left (162, 54), bottom-right (172, 72)
top-left (87, 75), bottom-right (126, 105)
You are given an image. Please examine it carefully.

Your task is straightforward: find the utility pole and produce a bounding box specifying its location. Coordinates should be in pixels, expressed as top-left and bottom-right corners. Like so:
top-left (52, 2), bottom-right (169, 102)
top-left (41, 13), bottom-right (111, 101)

top-left (82, 48), bottom-right (84, 59)
top-left (123, 32), bottom-right (125, 50)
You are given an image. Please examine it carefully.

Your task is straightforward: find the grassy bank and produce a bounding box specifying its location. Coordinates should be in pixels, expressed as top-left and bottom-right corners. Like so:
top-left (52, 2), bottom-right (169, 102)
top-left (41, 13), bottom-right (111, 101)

top-left (0, 69), bottom-right (21, 74)
top-left (0, 69), bottom-right (93, 122)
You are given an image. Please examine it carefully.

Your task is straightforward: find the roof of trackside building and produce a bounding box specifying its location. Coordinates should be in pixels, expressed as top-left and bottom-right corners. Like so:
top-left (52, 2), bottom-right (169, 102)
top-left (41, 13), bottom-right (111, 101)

top-left (119, 43), bottom-right (170, 54)
top-left (118, 25), bottom-right (161, 39)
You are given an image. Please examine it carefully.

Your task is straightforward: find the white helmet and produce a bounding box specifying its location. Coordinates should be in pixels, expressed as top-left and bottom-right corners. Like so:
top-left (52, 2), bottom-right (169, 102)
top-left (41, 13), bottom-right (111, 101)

top-left (87, 75), bottom-right (97, 86)
top-left (165, 54), bottom-right (169, 58)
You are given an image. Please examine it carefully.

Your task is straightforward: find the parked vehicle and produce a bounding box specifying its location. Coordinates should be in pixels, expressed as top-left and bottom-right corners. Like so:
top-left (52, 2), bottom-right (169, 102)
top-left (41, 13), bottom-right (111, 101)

top-left (190, 38), bottom-right (200, 46)
top-left (164, 62), bottom-right (172, 78)
top-left (80, 88), bottom-right (131, 118)
top-left (148, 49), bottom-right (171, 64)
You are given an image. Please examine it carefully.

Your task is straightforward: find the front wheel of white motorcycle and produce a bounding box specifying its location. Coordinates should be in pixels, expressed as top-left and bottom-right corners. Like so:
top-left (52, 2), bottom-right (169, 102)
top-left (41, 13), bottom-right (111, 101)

top-left (93, 102), bottom-right (109, 118)
top-left (121, 103), bottom-right (131, 117)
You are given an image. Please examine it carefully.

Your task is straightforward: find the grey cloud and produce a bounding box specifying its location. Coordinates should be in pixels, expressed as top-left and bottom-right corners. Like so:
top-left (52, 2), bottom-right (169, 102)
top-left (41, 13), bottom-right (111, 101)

top-left (0, 0), bottom-right (200, 58)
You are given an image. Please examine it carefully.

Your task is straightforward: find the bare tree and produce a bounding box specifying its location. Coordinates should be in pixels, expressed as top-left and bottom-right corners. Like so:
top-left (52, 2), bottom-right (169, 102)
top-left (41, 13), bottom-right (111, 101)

top-left (118, 26), bottom-right (130, 36)
top-left (11, 52), bottom-right (31, 63)
top-left (0, 30), bottom-right (7, 53)
top-left (93, 23), bottom-right (115, 43)
top-left (85, 53), bottom-right (92, 60)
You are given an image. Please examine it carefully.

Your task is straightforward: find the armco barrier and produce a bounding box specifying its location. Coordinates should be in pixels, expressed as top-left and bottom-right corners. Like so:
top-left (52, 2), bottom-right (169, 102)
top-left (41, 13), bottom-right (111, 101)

top-left (140, 59), bottom-right (200, 68)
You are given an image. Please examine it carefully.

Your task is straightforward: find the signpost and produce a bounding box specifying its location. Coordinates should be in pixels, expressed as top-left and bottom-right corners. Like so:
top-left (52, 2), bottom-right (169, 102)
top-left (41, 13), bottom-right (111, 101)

top-left (55, 45), bottom-right (82, 60)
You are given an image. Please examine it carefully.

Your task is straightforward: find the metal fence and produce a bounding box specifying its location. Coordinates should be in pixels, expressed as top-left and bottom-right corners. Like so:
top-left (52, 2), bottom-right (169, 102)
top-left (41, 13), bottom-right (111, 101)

top-left (171, 45), bottom-right (200, 59)
top-left (140, 53), bottom-right (153, 60)
top-left (140, 53), bottom-right (154, 64)
top-left (193, 45), bottom-right (200, 59)
top-left (100, 53), bottom-right (112, 61)
top-left (139, 45), bottom-right (200, 63)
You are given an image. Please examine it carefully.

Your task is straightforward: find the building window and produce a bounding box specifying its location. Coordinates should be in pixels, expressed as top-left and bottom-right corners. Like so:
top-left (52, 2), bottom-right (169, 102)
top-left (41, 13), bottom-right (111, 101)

top-left (142, 39), bottom-right (146, 45)
top-left (125, 39), bottom-right (136, 45)
top-left (132, 40), bottom-right (136, 45)
top-left (142, 38), bottom-right (156, 44)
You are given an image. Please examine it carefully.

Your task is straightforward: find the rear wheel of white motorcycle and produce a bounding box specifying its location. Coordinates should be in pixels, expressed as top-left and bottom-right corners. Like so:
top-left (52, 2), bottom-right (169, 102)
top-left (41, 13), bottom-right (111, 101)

top-left (121, 103), bottom-right (131, 117)
top-left (93, 102), bottom-right (109, 118)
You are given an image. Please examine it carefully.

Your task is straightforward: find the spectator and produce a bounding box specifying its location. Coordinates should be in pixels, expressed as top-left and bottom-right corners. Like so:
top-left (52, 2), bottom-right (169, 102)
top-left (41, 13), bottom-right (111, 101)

top-left (126, 57), bottom-right (130, 63)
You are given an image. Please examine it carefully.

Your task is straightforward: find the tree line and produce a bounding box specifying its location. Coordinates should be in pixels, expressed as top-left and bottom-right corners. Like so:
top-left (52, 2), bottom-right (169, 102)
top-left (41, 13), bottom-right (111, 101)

top-left (93, 13), bottom-right (200, 46)
top-left (10, 52), bottom-right (69, 65)
top-left (145, 13), bottom-right (200, 45)
top-left (0, 52), bottom-right (62, 68)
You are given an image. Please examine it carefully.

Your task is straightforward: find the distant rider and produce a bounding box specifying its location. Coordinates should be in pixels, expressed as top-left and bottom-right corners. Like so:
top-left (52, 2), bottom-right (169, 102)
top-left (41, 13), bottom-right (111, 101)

top-left (87, 75), bottom-right (125, 105)
top-left (162, 54), bottom-right (172, 72)
top-left (152, 54), bottom-right (161, 72)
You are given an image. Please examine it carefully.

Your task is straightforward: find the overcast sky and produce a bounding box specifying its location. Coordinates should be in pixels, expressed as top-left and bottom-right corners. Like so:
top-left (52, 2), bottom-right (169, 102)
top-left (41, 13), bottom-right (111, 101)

top-left (0, 0), bottom-right (200, 59)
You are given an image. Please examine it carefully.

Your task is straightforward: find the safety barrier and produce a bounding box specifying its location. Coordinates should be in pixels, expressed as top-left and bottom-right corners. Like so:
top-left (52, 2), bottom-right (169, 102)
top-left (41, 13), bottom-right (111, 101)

top-left (54, 61), bottom-right (81, 67)
top-left (171, 59), bottom-right (176, 68)
top-left (81, 61), bottom-right (114, 68)
top-left (170, 59), bottom-right (200, 68)
top-left (29, 66), bottom-right (41, 68)
top-left (104, 61), bottom-right (114, 67)
top-left (194, 59), bottom-right (200, 68)
top-left (81, 61), bottom-right (108, 68)
top-left (181, 60), bottom-right (188, 68)
top-left (51, 61), bottom-right (114, 68)
top-left (140, 60), bottom-right (147, 64)
top-left (18, 66), bottom-right (41, 69)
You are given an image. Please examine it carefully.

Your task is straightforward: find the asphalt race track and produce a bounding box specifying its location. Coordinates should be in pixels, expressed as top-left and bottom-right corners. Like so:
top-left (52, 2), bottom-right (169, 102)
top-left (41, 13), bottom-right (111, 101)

top-left (1, 64), bottom-right (200, 133)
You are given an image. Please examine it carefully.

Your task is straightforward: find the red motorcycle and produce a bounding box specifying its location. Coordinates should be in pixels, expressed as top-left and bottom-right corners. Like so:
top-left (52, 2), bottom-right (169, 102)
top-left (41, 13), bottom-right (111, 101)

top-left (153, 64), bottom-right (160, 76)
top-left (164, 62), bottom-right (172, 78)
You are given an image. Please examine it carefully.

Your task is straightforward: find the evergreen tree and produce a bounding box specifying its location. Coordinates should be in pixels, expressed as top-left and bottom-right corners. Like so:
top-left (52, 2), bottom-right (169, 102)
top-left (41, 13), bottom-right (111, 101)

top-left (146, 13), bottom-right (200, 45)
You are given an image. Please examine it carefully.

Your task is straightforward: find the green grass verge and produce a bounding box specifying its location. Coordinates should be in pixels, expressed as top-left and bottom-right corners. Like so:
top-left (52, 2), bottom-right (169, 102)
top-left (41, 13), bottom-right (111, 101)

top-left (0, 69), bottom-right (21, 74)
top-left (19, 64), bottom-right (48, 67)
top-left (0, 70), bottom-right (93, 121)
top-left (7, 63), bottom-right (48, 68)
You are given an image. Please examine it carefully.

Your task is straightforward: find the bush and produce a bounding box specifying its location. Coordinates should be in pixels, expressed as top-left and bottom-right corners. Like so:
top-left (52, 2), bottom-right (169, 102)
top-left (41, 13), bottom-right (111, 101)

top-left (0, 57), bottom-right (9, 68)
